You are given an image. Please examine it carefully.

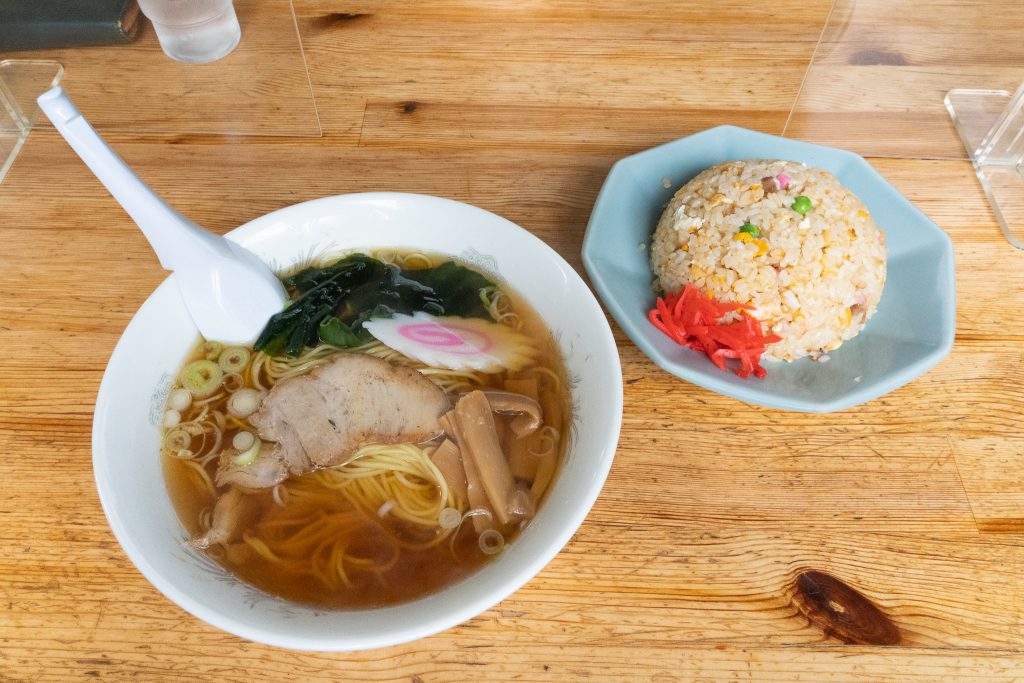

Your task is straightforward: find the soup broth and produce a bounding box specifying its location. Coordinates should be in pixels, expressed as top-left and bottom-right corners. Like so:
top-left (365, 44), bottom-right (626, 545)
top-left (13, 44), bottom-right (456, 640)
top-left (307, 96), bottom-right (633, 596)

top-left (162, 250), bottom-right (570, 609)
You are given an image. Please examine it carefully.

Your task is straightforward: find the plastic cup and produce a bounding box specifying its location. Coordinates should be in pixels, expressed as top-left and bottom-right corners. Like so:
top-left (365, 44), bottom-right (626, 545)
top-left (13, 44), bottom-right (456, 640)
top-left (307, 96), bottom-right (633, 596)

top-left (137, 0), bottom-right (241, 64)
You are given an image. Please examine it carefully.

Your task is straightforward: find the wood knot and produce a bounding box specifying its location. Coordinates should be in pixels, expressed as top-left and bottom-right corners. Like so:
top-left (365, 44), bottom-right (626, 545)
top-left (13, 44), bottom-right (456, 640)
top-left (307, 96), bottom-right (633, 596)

top-left (791, 570), bottom-right (901, 645)
top-left (400, 101), bottom-right (419, 114)
top-left (849, 49), bottom-right (909, 66)
top-left (309, 12), bottom-right (370, 30)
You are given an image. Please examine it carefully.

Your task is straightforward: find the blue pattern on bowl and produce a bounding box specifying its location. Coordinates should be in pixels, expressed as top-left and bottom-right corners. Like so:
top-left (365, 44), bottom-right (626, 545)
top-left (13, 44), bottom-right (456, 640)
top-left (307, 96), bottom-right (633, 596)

top-left (582, 126), bottom-right (955, 413)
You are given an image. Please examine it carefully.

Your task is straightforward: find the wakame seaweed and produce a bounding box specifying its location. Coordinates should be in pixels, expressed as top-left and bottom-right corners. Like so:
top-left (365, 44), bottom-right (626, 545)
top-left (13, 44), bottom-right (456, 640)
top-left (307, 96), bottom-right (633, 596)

top-left (254, 254), bottom-right (496, 357)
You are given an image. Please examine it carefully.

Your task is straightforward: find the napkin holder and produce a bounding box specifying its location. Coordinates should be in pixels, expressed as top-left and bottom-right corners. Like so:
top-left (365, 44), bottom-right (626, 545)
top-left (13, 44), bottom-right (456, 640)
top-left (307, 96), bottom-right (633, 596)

top-left (946, 82), bottom-right (1024, 249)
top-left (0, 60), bottom-right (63, 186)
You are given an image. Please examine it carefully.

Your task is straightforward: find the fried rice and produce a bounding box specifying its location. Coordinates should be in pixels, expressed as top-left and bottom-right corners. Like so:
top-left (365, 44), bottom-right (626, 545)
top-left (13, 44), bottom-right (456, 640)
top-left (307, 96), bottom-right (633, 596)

top-left (649, 160), bottom-right (887, 362)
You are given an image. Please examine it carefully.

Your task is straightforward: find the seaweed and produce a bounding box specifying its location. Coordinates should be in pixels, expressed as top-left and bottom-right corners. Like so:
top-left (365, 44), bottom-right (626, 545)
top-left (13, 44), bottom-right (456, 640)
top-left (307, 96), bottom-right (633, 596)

top-left (254, 254), bottom-right (496, 357)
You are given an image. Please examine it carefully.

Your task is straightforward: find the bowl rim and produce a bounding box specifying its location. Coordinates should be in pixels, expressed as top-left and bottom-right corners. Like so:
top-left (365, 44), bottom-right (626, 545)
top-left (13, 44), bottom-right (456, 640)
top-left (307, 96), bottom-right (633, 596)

top-left (582, 126), bottom-right (956, 413)
top-left (92, 191), bottom-right (623, 649)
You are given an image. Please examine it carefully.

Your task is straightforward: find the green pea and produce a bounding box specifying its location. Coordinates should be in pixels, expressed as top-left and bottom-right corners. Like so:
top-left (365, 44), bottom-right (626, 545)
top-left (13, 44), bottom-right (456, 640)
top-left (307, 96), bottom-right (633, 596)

top-left (739, 223), bottom-right (761, 238)
top-left (791, 195), bottom-right (812, 215)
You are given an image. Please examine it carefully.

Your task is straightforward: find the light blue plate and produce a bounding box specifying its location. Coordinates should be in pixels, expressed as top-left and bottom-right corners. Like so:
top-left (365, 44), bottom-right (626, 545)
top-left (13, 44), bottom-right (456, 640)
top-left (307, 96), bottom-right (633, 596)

top-left (582, 126), bottom-right (955, 413)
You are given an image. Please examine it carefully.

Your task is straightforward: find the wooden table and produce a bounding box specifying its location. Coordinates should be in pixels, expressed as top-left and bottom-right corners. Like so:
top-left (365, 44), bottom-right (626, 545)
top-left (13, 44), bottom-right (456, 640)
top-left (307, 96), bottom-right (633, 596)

top-left (2, 1), bottom-right (1023, 680)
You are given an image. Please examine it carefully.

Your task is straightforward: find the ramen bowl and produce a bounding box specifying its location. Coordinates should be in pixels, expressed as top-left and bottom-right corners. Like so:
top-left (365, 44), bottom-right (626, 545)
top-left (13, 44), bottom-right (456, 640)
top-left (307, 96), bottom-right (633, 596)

top-left (92, 193), bottom-right (623, 650)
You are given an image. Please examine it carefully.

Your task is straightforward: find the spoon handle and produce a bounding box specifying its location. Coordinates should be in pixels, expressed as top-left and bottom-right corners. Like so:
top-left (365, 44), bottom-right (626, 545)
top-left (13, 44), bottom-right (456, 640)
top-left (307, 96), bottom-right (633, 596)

top-left (37, 86), bottom-right (230, 269)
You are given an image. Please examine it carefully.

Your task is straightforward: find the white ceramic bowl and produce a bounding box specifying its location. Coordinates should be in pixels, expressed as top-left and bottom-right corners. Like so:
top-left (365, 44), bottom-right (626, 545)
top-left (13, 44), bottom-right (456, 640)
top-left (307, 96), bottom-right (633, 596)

top-left (92, 193), bottom-right (623, 650)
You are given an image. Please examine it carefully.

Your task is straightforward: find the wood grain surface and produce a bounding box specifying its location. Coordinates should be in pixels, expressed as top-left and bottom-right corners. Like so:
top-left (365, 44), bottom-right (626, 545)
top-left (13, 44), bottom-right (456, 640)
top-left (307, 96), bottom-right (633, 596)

top-left (785, 0), bottom-right (1024, 158)
top-left (1, 1), bottom-right (1023, 681)
top-left (1, 1), bottom-right (320, 136)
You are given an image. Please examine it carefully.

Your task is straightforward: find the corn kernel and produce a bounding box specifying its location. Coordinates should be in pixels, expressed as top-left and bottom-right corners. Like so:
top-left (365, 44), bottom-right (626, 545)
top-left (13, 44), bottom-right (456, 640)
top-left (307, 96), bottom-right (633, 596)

top-left (734, 231), bottom-right (769, 256)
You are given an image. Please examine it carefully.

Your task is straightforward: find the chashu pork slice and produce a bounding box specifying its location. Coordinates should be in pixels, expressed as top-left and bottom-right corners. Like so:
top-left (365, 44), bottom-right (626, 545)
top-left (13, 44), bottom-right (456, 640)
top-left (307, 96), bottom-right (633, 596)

top-left (249, 353), bottom-right (449, 475)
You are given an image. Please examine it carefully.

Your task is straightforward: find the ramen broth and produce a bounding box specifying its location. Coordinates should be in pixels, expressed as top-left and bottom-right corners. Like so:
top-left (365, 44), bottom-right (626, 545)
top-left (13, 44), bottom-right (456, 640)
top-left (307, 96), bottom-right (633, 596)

top-left (162, 251), bottom-right (570, 609)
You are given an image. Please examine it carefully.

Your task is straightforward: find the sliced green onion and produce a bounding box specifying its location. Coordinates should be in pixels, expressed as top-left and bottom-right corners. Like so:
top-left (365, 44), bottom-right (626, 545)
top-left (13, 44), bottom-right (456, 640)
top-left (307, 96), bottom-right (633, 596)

top-left (478, 529), bottom-right (505, 555)
top-left (218, 346), bottom-right (251, 373)
top-left (168, 388), bottom-right (192, 412)
top-left (227, 388), bottom-right (263, 418)
top-left (231, 437), bottom-right (262, 466)
top-left (163, 427), bottom-right (192, 452)
top-left (201, 341), bottom-right (223, 360)
top-left (177, 421), bottom-right (205, 436)
top-left (163, 409), bottom-right (182, 428)
top-left (180, 359), bottom-right (223, 399)
top-left (222, 372), bottom-right (244, 393)
top-left (438, 507), bottom-right (462, 530)
top-left (232, 430), bottom-right (256, 451)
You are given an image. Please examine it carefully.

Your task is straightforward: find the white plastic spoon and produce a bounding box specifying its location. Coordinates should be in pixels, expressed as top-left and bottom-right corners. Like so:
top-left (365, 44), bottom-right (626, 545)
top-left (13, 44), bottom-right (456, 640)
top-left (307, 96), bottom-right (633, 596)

top-left (37, 86), bottom-right (286, 344)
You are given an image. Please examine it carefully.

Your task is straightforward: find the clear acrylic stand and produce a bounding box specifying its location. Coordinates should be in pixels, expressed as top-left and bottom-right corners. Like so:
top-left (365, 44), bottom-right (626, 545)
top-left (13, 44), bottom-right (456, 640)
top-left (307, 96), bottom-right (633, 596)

top-left (0, 60), bottom-right (64, 186)
top-left (946, 82), bottom-right (1024, 249)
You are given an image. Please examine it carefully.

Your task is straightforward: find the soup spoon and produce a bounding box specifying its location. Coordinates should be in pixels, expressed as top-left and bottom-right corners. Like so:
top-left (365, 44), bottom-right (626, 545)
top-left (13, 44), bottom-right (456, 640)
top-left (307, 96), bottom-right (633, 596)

top-left (37, 86), bottom-right (286, 344)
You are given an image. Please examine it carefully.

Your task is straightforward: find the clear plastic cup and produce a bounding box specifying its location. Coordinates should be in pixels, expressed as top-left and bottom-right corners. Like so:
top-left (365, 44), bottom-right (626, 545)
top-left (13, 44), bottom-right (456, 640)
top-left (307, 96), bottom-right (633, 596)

top-left (137, 0), bottom-right (241, 64)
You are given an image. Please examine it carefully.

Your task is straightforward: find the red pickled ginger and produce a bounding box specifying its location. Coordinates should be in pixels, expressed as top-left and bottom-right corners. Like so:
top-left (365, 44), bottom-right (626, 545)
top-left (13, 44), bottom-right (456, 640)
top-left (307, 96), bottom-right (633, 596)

top-left (648, 285), bottom-right (781, 379)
